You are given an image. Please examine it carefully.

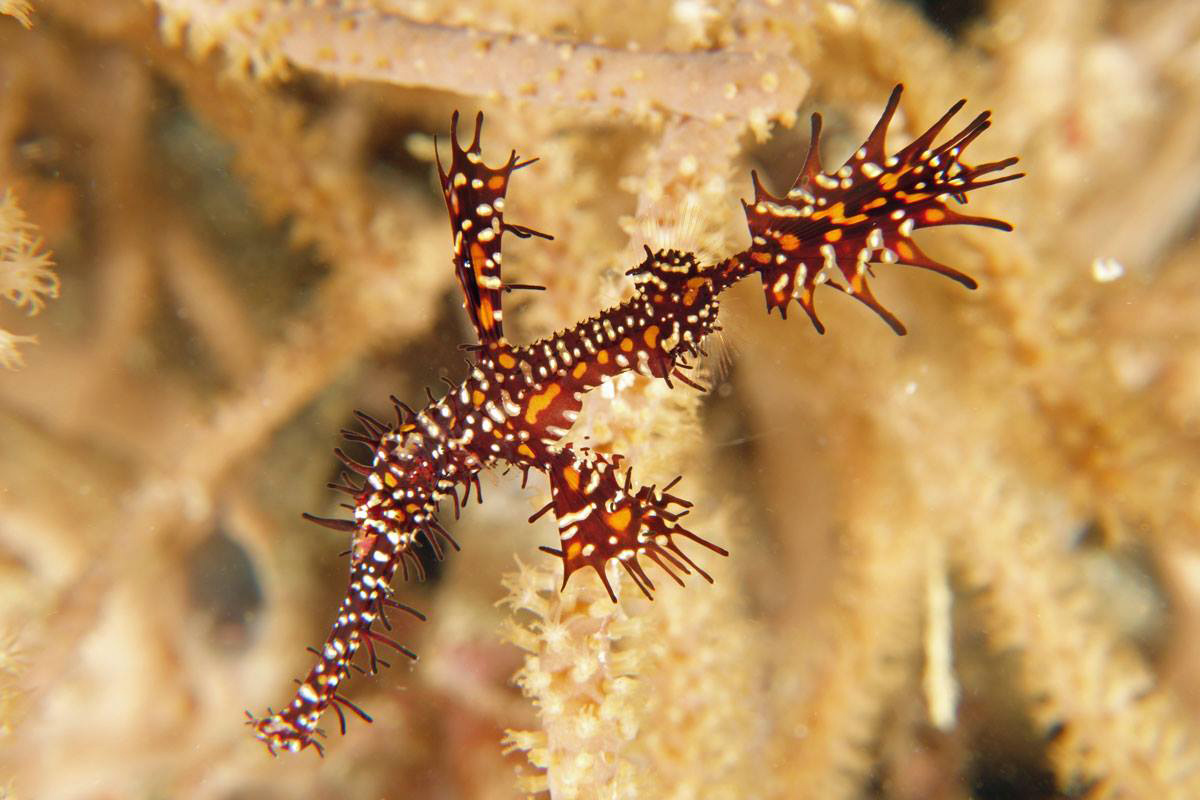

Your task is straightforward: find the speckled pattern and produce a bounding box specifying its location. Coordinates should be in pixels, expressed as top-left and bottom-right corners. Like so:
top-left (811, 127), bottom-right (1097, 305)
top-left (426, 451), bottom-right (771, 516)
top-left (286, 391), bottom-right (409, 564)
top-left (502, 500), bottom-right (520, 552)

top-left (249, 87), bottom-right (1021, 755)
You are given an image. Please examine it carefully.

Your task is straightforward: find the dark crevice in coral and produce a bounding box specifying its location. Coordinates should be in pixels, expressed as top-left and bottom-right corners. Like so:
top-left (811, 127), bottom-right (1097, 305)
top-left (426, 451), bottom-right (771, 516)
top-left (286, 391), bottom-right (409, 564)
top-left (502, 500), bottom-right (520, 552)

top-left (967, 756), bottom-right (1062, 800)
top-left (188, 526), bottom-right (264, 650)
top-left (365, 112), bottom-right (435, 187)
top-left (899, 0), bottom-right (990, 40)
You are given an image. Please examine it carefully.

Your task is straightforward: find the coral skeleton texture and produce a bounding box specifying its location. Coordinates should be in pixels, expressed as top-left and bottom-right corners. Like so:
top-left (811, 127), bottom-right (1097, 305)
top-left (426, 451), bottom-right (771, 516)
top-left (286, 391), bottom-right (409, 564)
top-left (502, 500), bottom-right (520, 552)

top-left (1, 0), bottom-right (1199, 799)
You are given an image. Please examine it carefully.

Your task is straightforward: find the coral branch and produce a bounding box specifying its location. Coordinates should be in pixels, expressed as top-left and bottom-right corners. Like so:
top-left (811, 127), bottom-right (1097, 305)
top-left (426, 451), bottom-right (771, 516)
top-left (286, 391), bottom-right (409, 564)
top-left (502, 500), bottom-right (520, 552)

top-left (0, 0), bottom-right (33, 28)
top-left (3, 0), bottom-right (1200, 798)
top-left (0, 188), bottom-right (57, 368)
top-left (153, 1), bottom-right (808, 126)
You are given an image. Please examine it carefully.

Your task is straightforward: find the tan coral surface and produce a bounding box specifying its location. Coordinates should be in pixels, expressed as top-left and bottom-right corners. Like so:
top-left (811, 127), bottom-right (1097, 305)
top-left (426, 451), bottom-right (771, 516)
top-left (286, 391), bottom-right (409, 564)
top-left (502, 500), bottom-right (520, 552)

top-left (1, 1), bottom-right (1199, 798)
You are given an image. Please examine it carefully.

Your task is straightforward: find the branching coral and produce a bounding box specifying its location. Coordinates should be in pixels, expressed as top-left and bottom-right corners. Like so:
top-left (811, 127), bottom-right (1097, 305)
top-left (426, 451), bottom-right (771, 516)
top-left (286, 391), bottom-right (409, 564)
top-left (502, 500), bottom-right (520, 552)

top-left (1, 0), bottom-right (1199, 798)
top-left (151, 0), bottom-right (808, 136)
top-left (0, 190), bottom-right (57, 368)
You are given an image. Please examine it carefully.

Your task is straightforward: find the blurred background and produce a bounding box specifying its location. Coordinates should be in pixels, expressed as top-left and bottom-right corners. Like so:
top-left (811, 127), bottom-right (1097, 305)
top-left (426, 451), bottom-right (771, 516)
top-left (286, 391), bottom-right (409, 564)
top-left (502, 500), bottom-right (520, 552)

top-left (1, 0), bottom-right (1198, 797)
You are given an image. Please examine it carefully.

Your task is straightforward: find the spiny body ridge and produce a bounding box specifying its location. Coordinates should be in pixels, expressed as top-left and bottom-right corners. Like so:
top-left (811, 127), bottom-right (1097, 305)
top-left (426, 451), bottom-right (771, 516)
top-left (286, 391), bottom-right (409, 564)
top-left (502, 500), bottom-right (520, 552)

top-left (249, 86), bottom-right (1022, 755)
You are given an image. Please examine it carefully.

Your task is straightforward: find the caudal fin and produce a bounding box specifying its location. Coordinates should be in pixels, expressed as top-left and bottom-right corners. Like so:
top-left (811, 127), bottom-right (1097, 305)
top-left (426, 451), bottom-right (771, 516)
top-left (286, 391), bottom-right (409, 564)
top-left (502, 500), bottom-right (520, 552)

top-left (740, 85), bottom-right (1023, 334)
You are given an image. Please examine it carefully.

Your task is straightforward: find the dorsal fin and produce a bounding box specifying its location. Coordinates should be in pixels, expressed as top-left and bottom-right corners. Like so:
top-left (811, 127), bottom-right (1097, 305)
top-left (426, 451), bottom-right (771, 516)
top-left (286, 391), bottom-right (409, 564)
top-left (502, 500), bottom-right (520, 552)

top-left (436, 112), bottom-right (549, 351)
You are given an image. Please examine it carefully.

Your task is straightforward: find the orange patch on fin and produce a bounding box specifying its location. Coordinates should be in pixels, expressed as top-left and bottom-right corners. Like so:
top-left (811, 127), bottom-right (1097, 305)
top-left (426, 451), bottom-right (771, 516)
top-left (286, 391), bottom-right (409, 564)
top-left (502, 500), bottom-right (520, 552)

top-left (518, 444), bottom-right (535, 459)
top-left (469, 241), bottom-right (487, 269)
top-left (811, 201), bottom-right (843, 222)
top-left (563, 466), bottom-right (580, 491)
top-left (478, 298), bottom-right (495, 331)
top-left (605, 507), bottom-right (632, 533)
top-left (813, 202), bottom-right (866, 226)
top-left (567, 541), bottom-right (582, 560)
top-left (572, 362), bottom-right (588, 379)
top-left (824, 228), bottom-right (843, 243)
top-left (643, 325), bottom-right (660, 349)
top-left (597, 350), bottom-right (609, 365)
top-left (487, 175), bottom-right (506, 190)
top-left (683, 276), bottom-right (709, 307)
top-left (472, 390), bottom-right (485, 406)
top-left (524, 383), bottom-right (562, 425)
top-left (498, 352), bottom-right (516, 369)
top-left (779, 233), bottom-right (800, 251)
top-left (620, 337), bottom-right (634, 353)
top-left (925, 208), bottom-right (945, 222)
top-left (469, 241), bottom-right (497, 332)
